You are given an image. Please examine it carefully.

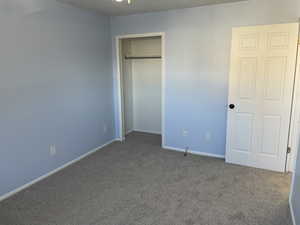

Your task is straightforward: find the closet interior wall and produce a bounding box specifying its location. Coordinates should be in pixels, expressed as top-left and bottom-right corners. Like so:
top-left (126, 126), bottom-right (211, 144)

top-left (121, 37), bottom-right (162, 135)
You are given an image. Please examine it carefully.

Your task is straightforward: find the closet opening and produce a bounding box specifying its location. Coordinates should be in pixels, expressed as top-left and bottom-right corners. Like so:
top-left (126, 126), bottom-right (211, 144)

top-left (116, 33), bottom-right (165, 146)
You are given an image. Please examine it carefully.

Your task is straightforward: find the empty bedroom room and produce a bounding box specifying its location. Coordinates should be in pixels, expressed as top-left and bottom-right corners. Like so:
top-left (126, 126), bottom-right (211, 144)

top-left (1, 0), bottom-right (300, 225)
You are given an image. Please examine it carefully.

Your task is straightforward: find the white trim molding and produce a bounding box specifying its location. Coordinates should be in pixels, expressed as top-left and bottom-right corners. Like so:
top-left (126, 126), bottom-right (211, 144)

top-left (0, 138), bottom-right (119, 202)
top-left (132, 129), bottom-right (161, 135)
top-left (126, 130), bottom-right (134, 135)
top-left (163, 145), bottom-right (225, 159)
top-left (115, 137), bottom-right (124, 142)
top-left (290, 197), bottom-right (296, 225)
top-left (288, 30), bottom-right (300, 172)
top-left (289, 143), bottom-right (299, 225)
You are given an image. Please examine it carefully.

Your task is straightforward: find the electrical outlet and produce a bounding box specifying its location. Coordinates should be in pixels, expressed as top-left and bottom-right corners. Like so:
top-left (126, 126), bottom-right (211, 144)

top-left (103, 124), bottom-right (108, 133)
top-left (205, 132), bottom-right (212, 142)
top-left (50, 144), bottom-right (56, 156)
top-left (182, 129), bottom-right (188, 137)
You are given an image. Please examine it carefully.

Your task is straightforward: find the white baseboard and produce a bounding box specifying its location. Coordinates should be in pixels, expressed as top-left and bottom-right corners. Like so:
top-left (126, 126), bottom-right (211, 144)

top-left (163, 145), bottom-right (225, 159)
top-left (289, 171), bottom-right (296, 225)
top-left (126, 130), bottom-right (134, 135)
top-left (290, 197), bottom-right (296, 225)
top-left (132, 129), bottom-right (161, 135)
top-left (0, 138), bottom-right (117, 202)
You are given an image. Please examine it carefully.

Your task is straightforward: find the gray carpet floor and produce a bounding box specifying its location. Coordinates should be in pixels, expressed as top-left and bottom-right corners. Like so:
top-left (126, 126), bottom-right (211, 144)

top-left (0, 132), bottom-right (293, 225)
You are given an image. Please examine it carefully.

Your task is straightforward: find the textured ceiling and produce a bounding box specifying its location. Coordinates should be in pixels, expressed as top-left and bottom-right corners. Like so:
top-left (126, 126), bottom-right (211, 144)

top-left (58, 0), bottom-right (247, 16)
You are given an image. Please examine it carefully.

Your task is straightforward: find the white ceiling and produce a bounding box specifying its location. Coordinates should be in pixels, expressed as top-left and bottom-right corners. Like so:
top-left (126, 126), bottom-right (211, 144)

top-left (58, 0), bottom-right (247, 16)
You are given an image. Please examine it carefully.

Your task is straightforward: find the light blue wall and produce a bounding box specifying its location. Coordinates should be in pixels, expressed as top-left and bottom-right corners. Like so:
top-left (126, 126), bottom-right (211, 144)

top-left (292, 136), bottom-right (300, 224)
top-left (0, 1), bottom-right (114, 197)
top-left (111, 0), bottom-right (300, 156)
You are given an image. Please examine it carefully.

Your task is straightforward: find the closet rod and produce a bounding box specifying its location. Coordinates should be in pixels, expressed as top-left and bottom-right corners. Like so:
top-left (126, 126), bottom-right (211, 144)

top-left (125, 56), bottom-right (162, 60)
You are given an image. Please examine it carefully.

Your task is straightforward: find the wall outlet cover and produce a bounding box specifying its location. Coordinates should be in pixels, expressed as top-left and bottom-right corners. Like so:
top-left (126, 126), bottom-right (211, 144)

top-left (182, 129), bottom-right (189, 137)
top-left (50, 145), bottom-right (56, 156)
top-left (205, 132), bottom-right (212, 141)
top-left (103, 125), bottom-right (108, 133)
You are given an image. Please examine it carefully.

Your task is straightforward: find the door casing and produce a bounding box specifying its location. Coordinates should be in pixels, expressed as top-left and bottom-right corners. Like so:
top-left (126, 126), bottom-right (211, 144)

top-left (115, 32), bottom-right (166, 146)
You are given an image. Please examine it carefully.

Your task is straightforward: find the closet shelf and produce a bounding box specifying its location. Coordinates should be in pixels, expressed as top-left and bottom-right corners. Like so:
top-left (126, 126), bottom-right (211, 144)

top-left (125, 56), bottom-right (162, 60)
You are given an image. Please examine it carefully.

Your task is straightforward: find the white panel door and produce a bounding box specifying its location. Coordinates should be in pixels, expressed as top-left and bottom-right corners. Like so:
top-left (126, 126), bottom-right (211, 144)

top-left (226, 23), bottom-right (299, 172)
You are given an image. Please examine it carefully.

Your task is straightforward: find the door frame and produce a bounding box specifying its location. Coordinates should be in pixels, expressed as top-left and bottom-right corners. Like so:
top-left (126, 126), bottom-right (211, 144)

top-left (289, 44), bottom-right (299, 225)
top-left (115, 32), bottom-right (166, 146)
top-left (287, 30), bottom-right (300, 172)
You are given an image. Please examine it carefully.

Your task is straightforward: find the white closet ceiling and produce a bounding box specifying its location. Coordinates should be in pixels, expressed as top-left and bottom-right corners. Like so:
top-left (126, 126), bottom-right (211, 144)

top-left (58, 0), bottom-right (247, 16)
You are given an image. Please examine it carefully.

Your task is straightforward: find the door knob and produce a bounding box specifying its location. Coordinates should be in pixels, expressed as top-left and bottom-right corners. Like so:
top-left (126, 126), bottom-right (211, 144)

top-left (229, 104), bottom-right (235, 109)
